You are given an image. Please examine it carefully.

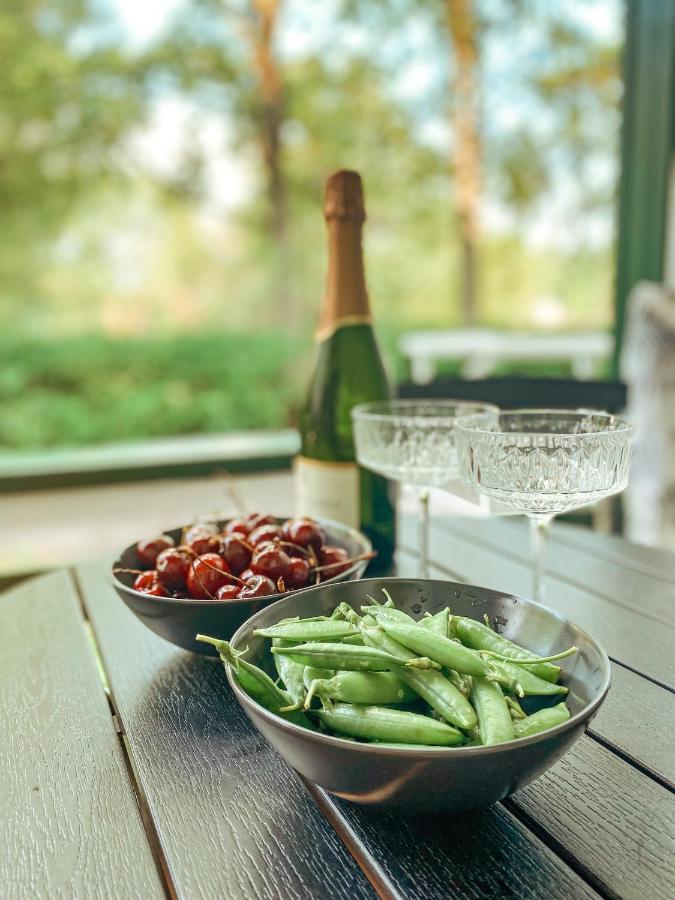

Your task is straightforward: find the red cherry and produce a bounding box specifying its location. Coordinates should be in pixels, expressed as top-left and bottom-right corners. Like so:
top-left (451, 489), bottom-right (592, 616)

top-left (245, 513), bottom-right (277, 531)
top-left (287, 556), bottom-right (312, 590)
top-left (286, 519), bottom-right (325, 552)
top-left (220, 535), bottom-right (252, 574)
top-left (137, 535), bottom-right (175, 567)
top-left (214, 584), bottom-right (241, 601)
top-left (186, 553), bottom-right (233, 599)
top-left (185, 524), bottom-right (221, 556)
top-left (251, 545), bottom-right (291, 582)
top-left (238, 574), bottom-right (277, 599)
top-left (156, 548), bottom-right (191, 591)
top-left (247, 523), bottom-right (283, 547)
top-left (319, 545), bottom-right (350, 579)
top-left (133, 570), bottom-right (167, 596)
top-left (225, 518), bottom-right (250, 537)
top-left (239, 568), bottom-right (254, 581)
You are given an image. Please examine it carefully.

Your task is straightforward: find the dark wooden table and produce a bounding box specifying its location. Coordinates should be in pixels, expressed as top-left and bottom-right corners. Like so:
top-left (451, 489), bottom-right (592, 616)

top-left (3, 476), bottom-right (674, 900)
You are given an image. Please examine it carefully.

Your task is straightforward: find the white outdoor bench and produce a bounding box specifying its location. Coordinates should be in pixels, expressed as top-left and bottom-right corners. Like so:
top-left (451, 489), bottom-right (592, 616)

top-left (399, 329), bottom-right (613, 383)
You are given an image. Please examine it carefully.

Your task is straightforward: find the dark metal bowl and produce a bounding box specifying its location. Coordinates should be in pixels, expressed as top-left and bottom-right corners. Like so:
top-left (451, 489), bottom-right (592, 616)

top-left (111, 518), bottom-right (371, 656)
top-left (227, 577), bottom-right (611, 812)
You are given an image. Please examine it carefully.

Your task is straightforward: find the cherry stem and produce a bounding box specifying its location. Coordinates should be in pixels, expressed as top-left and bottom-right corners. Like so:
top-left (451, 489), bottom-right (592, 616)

top-left (278, 540), bottom-right (311, 559)
top-left (113, 567), bottom-right (145, 576)
top-left (314, 550), bottom-right (377, 573)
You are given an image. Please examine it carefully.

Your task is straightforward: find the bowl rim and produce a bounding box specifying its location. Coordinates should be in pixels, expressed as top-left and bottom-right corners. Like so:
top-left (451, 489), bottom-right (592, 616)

top-left (227, 576), bottom-right (612, 757)
top-left (351, 399), bottom-right (499, 424)
top-left (111, 515), bottom-right (372, 607)
top-left (454, 408), bottom-right (635, 440)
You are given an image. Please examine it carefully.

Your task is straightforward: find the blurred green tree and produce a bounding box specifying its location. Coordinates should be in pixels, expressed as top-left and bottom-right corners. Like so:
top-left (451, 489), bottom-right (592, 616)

top-left (0, 0), bottom-right (149, 318)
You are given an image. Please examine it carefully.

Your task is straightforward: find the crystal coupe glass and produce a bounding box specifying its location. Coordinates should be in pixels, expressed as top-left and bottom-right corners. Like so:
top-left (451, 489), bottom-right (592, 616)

top-left (454, 409), bottom-right (634, 602)
top-left (351, 400), bottom-right (498, 577)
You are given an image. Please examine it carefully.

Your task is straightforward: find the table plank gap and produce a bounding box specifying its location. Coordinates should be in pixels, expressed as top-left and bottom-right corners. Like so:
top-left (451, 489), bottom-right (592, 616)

top-left (585, 731), bottom-right (675, 793)
top-left (314, 790), bottom-right (601, 900)
top-left (303, 782), bottom-right (405, 900)
top-left (72, 566), bottom-right (180, 900)
top-left (504, 735), bottom-right (675, 900)
top-left (0, 571), bottom-right (164, 900)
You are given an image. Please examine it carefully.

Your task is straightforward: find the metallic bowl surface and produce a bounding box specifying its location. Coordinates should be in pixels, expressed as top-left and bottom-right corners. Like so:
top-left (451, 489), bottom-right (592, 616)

top-left (228, 577), bottom-right (610, 812)
top-left (111, 517), bottom-right (371, 656)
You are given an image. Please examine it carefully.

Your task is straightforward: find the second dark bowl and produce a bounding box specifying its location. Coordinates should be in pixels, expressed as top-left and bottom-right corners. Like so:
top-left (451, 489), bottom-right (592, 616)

top-left (228, 577), bottom-right (611, 811)
top-left (112, 517), bottom-right (371, 655)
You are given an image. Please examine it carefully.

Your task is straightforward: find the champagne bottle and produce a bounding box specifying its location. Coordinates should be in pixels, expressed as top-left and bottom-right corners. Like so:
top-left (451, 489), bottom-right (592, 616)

top-left (295, 169), bottom-right (396, 564)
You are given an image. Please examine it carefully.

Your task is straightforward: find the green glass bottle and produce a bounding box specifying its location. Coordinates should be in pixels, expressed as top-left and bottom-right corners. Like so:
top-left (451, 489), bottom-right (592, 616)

top-left (295, 170), bottom-right (396, 564)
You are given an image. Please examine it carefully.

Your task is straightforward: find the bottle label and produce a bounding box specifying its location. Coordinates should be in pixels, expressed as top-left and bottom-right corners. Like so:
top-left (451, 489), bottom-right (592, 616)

top-left (294, 456), bottom-right (360, 529)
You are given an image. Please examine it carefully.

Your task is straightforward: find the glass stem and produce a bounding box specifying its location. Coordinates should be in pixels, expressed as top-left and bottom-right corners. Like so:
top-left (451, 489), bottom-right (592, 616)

top-left (419, 488), bottom-right (430, 578)
top-left (529, 516), bottom-right (552, 603)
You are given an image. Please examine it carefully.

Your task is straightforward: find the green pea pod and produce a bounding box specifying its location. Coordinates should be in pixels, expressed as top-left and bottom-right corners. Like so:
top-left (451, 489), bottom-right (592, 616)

top-left (254, 620), bottom-right (359, 641)
top-left (272, 642), bottom-right (440, 672)
top-left (471, 677), bottom-right (515, 745)
top-left (196, 635), bottom-right (311, 728)
top-left (419, 608), bottom-right (450, 638)
top-left (272, 638), bottom-right (306, 710)
top-left (373, 616), bottom-right (491, 677)
top-left (314, 702), bottom-right (465, 746)
top-left (361, 605), bottom-right (415, 624)
top-left (333, 603), bottom-right (362, 626)
top-left (306, 671), bottom-right (417, 708)
top-left (490, 659), bottom-right (568, 696)
top-left (361, 626), bottom-right (477, 731)
top-left (513, 702), bottom-right (571, 738)
top-left (453, 617), bottom-right (561, 683)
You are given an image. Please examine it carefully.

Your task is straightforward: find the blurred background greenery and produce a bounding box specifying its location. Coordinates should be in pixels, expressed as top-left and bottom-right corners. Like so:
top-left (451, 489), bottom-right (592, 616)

top-left (1, 0), bottom-right (622, 450)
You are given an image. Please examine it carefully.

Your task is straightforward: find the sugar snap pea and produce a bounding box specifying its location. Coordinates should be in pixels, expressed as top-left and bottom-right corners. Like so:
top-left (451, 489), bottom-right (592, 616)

top-left (471, 677), bottom-right (515, 745)
top-left (453, 617), bottom-right (561, 683)
top-left (361, 605), bottom-right (415, 624)
top-left (271, 642), bottom-right (441, 672)
top-left (272, 638), bottom-right (306, 710)
top-left (373, 615), bottom-right (496, 678)
top-left (254, 620), bottom-right (359, 641)
top-left (419, 608), bottom-right (450, 637)
top-left (361, 626), bottom-right (477, 730)
top-left (305, 671), bottom-right (417, 708)
top-left (490, 658), bottom-right (568, 696)
top-left (314, 702), bottom-right (465, 746)
top-left (513, 702), bottom-right (571, 737)
top-left (196, 635), bottom-right (311, 727)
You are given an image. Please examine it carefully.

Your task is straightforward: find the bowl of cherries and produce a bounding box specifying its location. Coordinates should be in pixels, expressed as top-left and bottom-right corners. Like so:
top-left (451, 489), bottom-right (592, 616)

top-left (111, 513), bottom-right (373, 656)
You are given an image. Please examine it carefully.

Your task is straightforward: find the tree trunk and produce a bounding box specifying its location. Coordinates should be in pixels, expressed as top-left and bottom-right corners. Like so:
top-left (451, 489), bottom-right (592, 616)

top-left (446, 0), bottom-right (481, 325)
top-left (247, 0), bottom-right (292, 323)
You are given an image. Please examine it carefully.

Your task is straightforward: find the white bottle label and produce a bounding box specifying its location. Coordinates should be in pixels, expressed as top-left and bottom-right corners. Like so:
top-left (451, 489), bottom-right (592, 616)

top-left (294, 456), bottom-right (360, 529)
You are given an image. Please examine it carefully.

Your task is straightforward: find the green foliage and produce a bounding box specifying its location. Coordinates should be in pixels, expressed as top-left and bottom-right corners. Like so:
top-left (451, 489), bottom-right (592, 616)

top-left (0, 333), bottom-right (305, 450)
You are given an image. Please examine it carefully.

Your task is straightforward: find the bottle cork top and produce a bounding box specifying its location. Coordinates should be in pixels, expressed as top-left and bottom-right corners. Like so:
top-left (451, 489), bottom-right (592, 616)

top-left (323, 170), bottom-right (365, 222)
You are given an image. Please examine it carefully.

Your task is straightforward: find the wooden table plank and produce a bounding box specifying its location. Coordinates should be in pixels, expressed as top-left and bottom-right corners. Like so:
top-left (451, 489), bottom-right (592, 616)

top-left (508, 736), bottom-right (675, 900)
top-left (76, 563), bottom-right (375, 900)
top-left (0, 572), bottom-right (163, 900)
top-left (400, 515), bottom-right (675, 688)
top-left (436, 515), bottom-right (675, 627)
top-left (319, 793), bottom-right (600, 900)
top-left (556, 524), bottom-right (675, 581)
